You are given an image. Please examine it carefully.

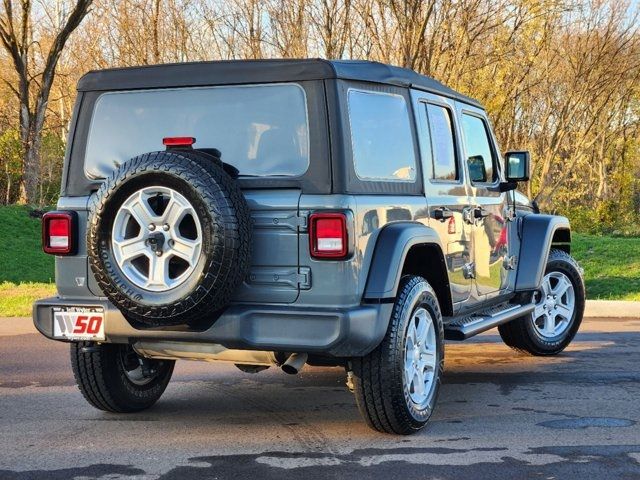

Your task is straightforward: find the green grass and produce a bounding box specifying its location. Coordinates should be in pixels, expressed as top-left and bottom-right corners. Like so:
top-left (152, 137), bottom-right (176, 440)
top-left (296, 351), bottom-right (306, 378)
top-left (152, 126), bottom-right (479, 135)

top-left (571, 233), bottom-right (640, 301)
top-left (0, 205), bottom-right (638, 316)
top-left (0, 281), bottom-right (56, 317)
top-left (0, 205), bottom-right (55, 283)
top-left (0, 205), bottom-right (56, 317)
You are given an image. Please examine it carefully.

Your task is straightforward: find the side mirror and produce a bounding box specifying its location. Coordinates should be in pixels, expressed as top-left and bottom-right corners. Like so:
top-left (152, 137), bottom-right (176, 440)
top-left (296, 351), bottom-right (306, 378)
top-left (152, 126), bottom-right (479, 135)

top-left (505, 151), bottom-right (530, 182)
top-left (468, 155), bottom-right (487, 183)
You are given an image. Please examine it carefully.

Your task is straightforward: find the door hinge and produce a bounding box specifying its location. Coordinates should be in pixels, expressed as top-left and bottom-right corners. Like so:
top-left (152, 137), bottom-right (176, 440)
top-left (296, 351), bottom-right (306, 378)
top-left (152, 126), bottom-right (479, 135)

top-left (503, 255), bottom-right (517, 270)
top-left (298, 267), bottom-right (312, 290)
top-left (462, 262), bottom-right (476, 279)
top-left (297, 211), bottom-right (308, 231)
top-left (463, 207), bottom-right (475, 225)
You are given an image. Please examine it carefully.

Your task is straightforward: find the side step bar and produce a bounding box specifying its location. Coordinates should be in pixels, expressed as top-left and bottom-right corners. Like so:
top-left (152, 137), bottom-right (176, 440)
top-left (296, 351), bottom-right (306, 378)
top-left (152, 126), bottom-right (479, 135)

top-left (444, 303), bottom-right (535, 341)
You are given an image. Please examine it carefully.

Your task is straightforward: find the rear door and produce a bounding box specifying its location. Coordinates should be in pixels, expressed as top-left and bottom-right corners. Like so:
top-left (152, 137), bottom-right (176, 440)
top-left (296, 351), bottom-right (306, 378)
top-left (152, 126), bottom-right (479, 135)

top-left (412, 90), bottom-right (474, 305)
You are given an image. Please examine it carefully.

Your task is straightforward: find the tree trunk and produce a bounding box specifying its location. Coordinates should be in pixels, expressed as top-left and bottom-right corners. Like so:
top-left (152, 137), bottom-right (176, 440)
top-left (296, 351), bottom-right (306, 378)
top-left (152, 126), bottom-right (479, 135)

top-left (2, 0), bottom-right (93, 205)
top-left (18, 135), bottom-right (41, 204)
top-left (4, 162), bottom-right (11, 205)
top-left (151, 0), bottom-right (161, 63)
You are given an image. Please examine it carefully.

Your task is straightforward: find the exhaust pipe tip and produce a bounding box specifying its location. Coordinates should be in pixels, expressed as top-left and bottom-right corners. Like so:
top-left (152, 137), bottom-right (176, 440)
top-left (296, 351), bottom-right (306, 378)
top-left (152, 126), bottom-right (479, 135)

top-left (281, 353), bottom-right (308, 375)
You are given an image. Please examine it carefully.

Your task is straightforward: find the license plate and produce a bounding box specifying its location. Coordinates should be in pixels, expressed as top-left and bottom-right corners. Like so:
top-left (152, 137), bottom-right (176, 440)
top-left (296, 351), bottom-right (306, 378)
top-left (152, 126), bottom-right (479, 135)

top-left (52, 307), bottom-right (105, 341)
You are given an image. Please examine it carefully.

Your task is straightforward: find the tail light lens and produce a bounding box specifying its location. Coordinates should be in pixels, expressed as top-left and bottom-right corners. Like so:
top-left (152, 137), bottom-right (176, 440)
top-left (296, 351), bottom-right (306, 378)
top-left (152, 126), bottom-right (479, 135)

top-left (163, 136), bottom-right (196, 148)
top-left (309, 213), bottom-right (348, 259)
top-left (42, 211), bottom-right (76, 255)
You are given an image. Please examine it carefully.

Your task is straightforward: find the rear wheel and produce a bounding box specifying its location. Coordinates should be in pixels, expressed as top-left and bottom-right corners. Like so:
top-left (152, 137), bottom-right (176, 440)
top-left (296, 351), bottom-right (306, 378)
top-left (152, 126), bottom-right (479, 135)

top-left (499, 249), bottom-right (585, 355)
top-left (70, 342), bottom-right (174, 413)
top-left (352, 275), bottom-right (444, 434)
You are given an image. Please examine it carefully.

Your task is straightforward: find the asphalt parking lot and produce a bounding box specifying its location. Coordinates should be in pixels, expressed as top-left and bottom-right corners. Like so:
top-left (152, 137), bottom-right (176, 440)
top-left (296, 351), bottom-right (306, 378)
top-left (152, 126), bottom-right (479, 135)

top-left (1, 316), bottom-right (639, 479)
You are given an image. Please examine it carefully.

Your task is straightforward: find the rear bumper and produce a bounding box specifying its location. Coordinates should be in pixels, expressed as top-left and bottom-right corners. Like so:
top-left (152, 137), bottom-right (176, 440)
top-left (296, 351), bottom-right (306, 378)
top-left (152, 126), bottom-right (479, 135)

top-left (33, 297), bottom-right (392, 357)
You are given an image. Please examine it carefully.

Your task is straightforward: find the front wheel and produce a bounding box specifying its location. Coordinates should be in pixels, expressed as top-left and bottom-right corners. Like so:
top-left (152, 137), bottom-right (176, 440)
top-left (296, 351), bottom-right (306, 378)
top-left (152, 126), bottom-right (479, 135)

top-left (70, 342), bottom-right (175, 413)
top-left (351, 275), bottom-right (445, 434)
top-left (499, 249), bottom-right (585, 356)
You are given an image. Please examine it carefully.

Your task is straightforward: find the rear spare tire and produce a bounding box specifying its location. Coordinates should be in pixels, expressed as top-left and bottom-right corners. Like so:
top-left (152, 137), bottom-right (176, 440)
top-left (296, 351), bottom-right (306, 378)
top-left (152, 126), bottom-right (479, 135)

top-left (88, 150), bottom-right (251, 326)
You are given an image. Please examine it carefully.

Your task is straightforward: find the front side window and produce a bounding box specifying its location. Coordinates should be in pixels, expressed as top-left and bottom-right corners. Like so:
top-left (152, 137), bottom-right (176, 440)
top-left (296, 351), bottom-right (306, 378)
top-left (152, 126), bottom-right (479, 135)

top-left (461, 113), bottom-right (497, 184)
top-left (425, 104), bottom-right (458, 181)
top-left (85, 84), bottom-right (309, 178)
top-left (348, 90), bottom-right (417, 182)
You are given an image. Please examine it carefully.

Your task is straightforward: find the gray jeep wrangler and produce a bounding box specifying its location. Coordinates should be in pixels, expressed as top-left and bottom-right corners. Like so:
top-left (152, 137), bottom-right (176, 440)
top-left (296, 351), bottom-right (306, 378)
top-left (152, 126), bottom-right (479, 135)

top-left (34, 59), bottom-right (585, 434)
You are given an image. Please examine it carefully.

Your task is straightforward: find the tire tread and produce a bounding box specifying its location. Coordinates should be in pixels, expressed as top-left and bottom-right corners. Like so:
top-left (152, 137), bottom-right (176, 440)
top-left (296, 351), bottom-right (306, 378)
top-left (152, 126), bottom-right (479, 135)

top-left (70, 342), bottom-right (174, 413)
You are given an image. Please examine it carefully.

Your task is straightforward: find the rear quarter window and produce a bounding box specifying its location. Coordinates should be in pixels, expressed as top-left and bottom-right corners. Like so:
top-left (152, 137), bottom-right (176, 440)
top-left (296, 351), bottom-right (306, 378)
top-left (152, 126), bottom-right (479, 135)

top-left (425, 104), bottom-right (458, 181)
top-left (84, 83), bottom-right (309, 179)
top-left (348, 90), bottom-right (417, 182)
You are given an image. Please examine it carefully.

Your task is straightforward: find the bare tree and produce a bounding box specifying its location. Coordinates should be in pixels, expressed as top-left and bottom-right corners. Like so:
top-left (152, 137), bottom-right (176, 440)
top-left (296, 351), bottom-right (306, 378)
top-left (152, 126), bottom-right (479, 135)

top-left (225, 0), bottom-right (266, 59)
top-left (309, 0), bottom-right (351, 59)
top-left (0, 0), bottom-right (92, 204)
top-left (267, 0), bottom-right (309, 58)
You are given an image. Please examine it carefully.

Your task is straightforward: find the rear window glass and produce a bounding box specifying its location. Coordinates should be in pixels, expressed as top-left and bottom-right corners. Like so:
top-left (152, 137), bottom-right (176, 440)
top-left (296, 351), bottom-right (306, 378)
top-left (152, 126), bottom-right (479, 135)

top-left (84, 84), bottom-right (309, 178)
top-left (348, 90), bottom-right (416, 182)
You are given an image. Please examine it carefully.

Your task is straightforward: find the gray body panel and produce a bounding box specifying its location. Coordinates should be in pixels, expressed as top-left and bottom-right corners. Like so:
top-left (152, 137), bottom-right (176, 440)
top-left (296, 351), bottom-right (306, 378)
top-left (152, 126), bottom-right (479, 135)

top-left (235, 190), bottom-right (302, 303)
top-left (363, 222), bottom-right (443, 299)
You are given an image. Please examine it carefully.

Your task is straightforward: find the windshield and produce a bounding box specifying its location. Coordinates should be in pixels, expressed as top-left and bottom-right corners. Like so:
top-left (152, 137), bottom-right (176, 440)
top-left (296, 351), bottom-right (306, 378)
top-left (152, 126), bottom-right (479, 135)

top-left (84, 83), bottom-right (309, 178)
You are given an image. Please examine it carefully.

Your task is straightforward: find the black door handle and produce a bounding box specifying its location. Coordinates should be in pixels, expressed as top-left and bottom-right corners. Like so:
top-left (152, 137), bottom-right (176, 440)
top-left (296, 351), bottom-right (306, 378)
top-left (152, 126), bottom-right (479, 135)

top-left (474, 206), bottom-right (490, 219)
top-left (433, 207), bottom-right (454, 221)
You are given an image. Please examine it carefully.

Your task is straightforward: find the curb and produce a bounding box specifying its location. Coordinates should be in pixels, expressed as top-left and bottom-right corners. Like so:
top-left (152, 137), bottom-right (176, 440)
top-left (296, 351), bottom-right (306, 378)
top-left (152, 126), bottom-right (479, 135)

top-left (584, 300), bottom-right (640, 318)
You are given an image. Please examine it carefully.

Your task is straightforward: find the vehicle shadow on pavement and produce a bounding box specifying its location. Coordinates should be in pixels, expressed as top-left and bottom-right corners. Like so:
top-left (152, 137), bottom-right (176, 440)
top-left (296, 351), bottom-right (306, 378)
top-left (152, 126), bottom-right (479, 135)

top-left (114, 328), bottom-right (640, 436)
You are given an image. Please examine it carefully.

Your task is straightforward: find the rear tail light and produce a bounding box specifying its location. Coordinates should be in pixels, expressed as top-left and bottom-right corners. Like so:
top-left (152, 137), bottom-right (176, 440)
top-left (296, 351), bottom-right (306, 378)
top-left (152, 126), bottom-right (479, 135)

top-left (309, 213), bottom-right (348, 259)
top-left (42, 211), bottom-right (76, 255)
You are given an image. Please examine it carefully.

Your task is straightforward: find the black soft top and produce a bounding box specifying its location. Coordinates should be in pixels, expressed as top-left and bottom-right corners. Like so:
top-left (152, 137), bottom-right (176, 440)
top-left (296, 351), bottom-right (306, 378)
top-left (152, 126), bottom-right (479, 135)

top-left (77, 59), bottom-right (481, 107)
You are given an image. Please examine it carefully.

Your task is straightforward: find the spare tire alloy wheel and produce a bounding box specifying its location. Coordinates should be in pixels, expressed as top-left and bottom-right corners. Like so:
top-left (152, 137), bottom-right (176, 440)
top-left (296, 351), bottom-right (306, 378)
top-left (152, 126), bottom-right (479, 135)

top-left (88, 151), bottom-right (252, 326)
top-left (112, 186), bottom-right (202, 292)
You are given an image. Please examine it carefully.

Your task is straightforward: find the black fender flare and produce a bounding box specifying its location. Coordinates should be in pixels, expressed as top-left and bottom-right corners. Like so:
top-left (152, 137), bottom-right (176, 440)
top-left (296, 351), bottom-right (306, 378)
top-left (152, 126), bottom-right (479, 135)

top-left (363, 222), bottom-right (448, 301)
top-left (515, 214), bottom-right (571, 291)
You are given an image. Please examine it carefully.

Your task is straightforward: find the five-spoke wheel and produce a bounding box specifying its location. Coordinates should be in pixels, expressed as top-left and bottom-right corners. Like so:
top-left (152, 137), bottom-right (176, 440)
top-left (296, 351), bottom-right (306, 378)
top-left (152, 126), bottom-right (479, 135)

top-left (532, 271), bottom-right (575, 339)
top-left (111, 186), bottom-right (202, 292)
top-left (404, 308), bottom-right (438, 408)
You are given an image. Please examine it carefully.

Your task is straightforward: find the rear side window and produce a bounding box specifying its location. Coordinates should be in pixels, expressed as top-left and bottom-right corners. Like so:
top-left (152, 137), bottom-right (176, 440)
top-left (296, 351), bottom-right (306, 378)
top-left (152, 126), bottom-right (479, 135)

top-left (348, 90), bottom-right (416, 182)
top-left (425, 104), bottom-right (458, 181)
top-left (84, 84), bottom-right (309, 179)
top-left (461, 113), bottom-right (497, 183)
